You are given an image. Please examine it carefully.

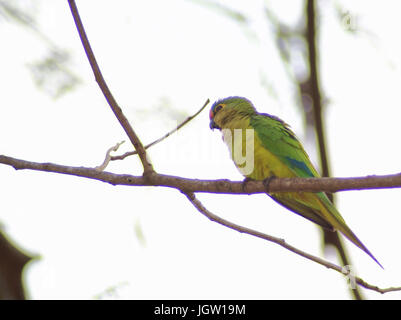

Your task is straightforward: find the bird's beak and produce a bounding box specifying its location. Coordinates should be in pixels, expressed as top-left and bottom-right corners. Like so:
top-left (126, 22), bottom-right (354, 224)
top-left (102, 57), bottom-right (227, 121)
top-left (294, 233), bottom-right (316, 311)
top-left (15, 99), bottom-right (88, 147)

top-left (209, 119), bottom-right (220, 130)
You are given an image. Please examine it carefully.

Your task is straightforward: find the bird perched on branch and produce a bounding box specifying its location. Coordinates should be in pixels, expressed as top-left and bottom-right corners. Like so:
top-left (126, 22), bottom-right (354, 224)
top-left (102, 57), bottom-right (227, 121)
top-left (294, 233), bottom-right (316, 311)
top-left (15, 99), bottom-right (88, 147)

top-left (209, 96), bottom-right (382, 268)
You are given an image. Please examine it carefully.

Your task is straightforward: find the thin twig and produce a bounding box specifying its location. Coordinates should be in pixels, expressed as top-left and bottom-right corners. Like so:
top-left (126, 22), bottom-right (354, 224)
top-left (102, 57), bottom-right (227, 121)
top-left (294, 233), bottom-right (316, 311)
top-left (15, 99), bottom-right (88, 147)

top-left (95, 141), bottom-right (125, 171)
top-left (67, 0), bottom-right (154, 175)
top-left (182, 191), bottom-right (401, 295)
top-left (111, 99), bottom-right (210, 161)
top-left (356, 278), bottom-right (401, 294)
top-left (1, 155), bottom-right (401, 193)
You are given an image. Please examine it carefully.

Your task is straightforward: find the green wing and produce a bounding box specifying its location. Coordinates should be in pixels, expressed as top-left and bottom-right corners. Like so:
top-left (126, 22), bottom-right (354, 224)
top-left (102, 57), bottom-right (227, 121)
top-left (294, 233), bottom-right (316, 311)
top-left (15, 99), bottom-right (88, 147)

top-left (249, 113), bottom-right (344, 224)
top-left (250, 113), bottom-right (319, 178)
top-left (249, 113), bottom-right (383, 267)
top-left (249, 113), bottom-right (335, 227)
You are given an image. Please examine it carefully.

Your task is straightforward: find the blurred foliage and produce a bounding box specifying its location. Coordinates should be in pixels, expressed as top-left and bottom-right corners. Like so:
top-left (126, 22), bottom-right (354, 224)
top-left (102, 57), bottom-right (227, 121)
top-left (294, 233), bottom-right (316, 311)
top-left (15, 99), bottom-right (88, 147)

top-left (264, 4), bottom-right (316, 138)
top-left (0, 0), bottom-right (35, 26)
top-left (0, 0), bottom-right (80, 99)
top-left (93, 281), bottom-right (129, 300)
top-left (134, 219), bottom-right (147, 247)
top-left (27, 50), bottom-right (80, 99)
top-left (136, 96), bottom-right (189, 125)
top-left (189, 0), bottom-right (258, 41)
top-left (189, 0), bottom-right (247, 24)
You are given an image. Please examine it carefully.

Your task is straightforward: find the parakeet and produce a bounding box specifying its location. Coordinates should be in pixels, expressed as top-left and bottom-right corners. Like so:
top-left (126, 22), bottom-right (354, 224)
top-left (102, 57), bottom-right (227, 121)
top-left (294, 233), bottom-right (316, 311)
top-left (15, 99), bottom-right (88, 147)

top-left (209, 96), bottom-right (382, 268)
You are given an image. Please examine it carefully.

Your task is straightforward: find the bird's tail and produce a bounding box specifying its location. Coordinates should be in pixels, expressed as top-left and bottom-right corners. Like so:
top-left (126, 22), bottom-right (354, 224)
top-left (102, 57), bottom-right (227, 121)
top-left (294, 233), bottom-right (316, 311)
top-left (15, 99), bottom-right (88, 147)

top-left (316, 193), bottom-right (383, 269)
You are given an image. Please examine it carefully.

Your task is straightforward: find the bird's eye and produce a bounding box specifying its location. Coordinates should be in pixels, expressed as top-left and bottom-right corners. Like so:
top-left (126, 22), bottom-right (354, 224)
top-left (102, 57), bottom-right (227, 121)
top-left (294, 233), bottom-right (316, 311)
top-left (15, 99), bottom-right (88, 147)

top-left (215, 104), bottom-right (224, 113)
top-left (210, 103), bottom-right (225, 120)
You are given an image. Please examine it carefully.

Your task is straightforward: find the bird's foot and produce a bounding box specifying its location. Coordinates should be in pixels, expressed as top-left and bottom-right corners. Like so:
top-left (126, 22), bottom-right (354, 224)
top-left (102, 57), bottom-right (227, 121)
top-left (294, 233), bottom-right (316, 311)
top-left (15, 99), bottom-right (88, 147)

top-left (241, 177), bottom-right (253, 193)
top-left (263, 176), bottom-right (277, 193)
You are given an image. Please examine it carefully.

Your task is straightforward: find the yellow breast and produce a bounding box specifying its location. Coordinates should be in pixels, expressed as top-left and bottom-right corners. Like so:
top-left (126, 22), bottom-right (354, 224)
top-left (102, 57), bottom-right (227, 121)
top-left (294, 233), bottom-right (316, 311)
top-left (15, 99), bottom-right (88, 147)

top-left (221, 119), bottom-right (296, 180)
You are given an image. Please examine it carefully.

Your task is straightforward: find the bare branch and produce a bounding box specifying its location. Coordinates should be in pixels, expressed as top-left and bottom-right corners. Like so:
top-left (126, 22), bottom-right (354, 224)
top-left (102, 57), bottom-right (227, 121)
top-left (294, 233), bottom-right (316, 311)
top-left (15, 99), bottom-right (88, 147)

top-left (1, 155), bottom-right (401, 194)
top-left (307, 0), bottom-right (330, 178)
top-left (2, 156), bottom-right (399, 294)
top-left (67, 0), bottom-right (154, 175)
top-left (306, 0), bottom-right (359, 298)
top-left (111, 99), bottom-right (210, 161)
top-left (95, 141), bottom-right (125, 171)
top-left (356, 278), bottom-right (401, 294)
top-left (182, 191), bottom-right (401, 294)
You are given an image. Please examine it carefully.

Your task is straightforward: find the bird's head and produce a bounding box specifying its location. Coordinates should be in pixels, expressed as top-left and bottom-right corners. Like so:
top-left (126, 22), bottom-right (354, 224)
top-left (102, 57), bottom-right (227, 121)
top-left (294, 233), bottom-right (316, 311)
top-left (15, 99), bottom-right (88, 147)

top-left (209, 96), bottom-right (256, 130)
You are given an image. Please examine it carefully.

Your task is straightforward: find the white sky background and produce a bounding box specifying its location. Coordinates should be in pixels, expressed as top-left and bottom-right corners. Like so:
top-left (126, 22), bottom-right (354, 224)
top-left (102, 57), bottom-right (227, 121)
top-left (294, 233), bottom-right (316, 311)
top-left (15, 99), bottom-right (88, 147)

top-left (1, 0), bottom-right (401, 299)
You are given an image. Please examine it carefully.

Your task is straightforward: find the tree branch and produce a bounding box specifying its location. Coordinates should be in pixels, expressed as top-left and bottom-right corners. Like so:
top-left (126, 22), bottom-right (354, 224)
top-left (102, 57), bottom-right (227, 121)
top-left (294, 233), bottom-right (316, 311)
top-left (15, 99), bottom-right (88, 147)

top-left (1, 155), bottom-right (401, 194)
top-left (182, 191), bottom-right (401, 295)
top-left (305, 0), bottom-right (359, 299)
top-left (306, 0), bottom-right (330, 178)
top-left (67, 0), bottom-right (154, 175)
top-left (2, 152), bottom-right (400, 295)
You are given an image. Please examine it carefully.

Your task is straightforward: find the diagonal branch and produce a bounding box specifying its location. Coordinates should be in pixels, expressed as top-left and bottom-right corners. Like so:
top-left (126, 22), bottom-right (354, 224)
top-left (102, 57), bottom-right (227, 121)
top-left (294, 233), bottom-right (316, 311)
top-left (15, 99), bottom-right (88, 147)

top-left (182, 191), bottom-right (401, 295)
top-left (67, 0), bottom-right (154, 175)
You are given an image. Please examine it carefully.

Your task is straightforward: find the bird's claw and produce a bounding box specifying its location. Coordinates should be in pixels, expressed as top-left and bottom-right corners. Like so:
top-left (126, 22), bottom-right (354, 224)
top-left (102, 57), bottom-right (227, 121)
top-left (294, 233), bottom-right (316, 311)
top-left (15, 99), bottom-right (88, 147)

top-left (263, 176), bottom-right (277, 193)
top-left (241, 177), bottom-right (253, 193)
